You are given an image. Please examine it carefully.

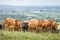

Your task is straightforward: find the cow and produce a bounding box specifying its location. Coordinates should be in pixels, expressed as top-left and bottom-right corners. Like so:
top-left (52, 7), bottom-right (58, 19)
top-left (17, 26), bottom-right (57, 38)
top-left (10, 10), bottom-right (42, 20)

top-left (15, 19), bottom-right (22, 31)
top-left (22, 20), bottom-right (30, 32)
top-left (0, 23), bottom-right (3, 30)
top-left (22, 22), bottom-right (28, 32)
top-left (28, 19), bottom-right (39, 32)
top-left (49, 20), bottom-right (58, 33)
top-left (36, 20), bottom-right (43, 32)
top-left (42, 20), bottom-right (51, 32)
top-left (41, 20), bottom-right (58, 33)
top-left (4, 18), bottom-right (15, 31)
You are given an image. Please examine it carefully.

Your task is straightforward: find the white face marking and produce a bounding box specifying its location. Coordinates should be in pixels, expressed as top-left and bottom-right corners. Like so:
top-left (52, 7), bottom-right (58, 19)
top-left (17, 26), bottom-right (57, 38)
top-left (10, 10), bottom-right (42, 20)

top-left (44, 20), bottom-right (47, 21)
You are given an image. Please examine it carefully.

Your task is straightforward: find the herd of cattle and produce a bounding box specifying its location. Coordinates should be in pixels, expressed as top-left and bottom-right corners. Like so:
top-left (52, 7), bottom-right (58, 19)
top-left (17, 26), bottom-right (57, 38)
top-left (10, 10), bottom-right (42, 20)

top-left (0, 18), bottom-right (59, 33)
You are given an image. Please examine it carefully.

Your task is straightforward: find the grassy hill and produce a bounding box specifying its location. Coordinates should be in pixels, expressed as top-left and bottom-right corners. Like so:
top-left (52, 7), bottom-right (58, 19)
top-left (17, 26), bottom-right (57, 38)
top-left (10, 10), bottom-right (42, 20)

top-left (0, 30), bottom-right (60, 40)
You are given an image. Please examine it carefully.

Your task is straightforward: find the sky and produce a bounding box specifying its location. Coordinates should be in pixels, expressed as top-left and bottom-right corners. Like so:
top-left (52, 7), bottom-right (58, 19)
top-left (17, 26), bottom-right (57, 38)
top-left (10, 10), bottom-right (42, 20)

top-left (0, 0), bottom-right (60, 6)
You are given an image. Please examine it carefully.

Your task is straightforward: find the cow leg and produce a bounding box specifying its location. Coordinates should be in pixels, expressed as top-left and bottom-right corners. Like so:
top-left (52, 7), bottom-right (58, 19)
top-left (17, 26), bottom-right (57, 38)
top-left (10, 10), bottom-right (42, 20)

top-left (18, 28), bottom-right (21, 31)
top-left (52, 26), bottom-right (56, 33)
top-left (53, 27), bottom-right (58, 33)
top-left (40, 26), bottom-right (43, 32)
top-left (28, 25), bottom-right (32, 32)
top-left (28, 26), bottom-right (32, 32)
top-left (31, 28), bottom-right (33, 32)
top-left (36, 27), bottom-right (39, 33)
top-left (17, 26), bottom-right (20, 31)
top-left (26, 27), bottom-right (28, 32)
top-left (10, 27), bottom-right (14, 31)
top-left (5, 26), bottom-right (7, 31)
top-left (9, 25), bottom-right (14, 31)
top-left (29, 24), bottom-right (31, 32)
top-left (45, 27), bottom-right (48, 32)
top-left (4, 24), bottom-right (8, 31)
top-left (39, 27), bottom-right (42, 33)
top-left (22, 26), bottom-right (25, 32)
top-left (15, 26), bottom-right (18, 31)
top-left (42, 26), bottom-right (45, 32)
top-left (18, 26), bottom-right (22, 32)
top-left (49, 27), bottom-right (52, 33)
top-left (5, 26), bottom-right (7, 30)
top-left (22, 28), bottom-right (25, 32)
top-left (28, 27), bottom-right (30, 32)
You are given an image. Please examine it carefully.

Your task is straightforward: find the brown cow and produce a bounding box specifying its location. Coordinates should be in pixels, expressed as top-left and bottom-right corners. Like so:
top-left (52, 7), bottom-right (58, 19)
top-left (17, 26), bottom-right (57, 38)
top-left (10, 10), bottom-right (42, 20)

top-left (28, 19), bottom-right (45, 33)
top-left (4, 18), bottom-right (15, 31)
top-left (28, 19), bottom-right (39, 32)
top-left (15, 19), bottom-right (22, 31)
top-left (37, 20), bottom-right (43, 32)
top-left (49, 20), bottom-right (58, 33)
top-left (39, 20), bottom-right (51, 32)
top-left (41, 20), bottom-right (58, 33)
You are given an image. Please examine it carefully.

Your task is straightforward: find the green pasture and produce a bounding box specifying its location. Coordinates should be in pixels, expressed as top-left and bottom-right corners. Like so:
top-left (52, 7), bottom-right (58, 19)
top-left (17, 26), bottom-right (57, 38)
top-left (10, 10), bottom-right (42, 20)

top-left (0, 30), bottom-right (60, 40)
top-left (0, 22), bottom-right (60, 40)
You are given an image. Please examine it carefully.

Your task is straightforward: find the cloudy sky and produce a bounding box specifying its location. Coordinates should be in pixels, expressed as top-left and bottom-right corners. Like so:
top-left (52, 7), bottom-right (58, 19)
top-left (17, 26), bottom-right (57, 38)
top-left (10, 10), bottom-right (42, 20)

top-left (0, 0), bottom-right (60, 6)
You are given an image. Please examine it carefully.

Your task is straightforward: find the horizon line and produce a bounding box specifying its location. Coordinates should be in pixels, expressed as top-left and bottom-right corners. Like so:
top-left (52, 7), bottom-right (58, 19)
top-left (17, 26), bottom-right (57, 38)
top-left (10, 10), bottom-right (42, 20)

top-left (0, 4), bottom-right (60, 7)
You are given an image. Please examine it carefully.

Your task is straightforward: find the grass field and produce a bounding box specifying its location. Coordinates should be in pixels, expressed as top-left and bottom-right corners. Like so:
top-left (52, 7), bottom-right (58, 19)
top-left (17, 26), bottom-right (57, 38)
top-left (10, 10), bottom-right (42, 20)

top-left (0, 30), bottom-right (60, 40)
top-left (0, 23), bottom-right (60, 40)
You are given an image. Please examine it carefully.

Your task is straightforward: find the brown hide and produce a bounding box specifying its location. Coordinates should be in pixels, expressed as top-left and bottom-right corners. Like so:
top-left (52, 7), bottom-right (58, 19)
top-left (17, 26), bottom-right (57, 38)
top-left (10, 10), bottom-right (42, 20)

top-left (28, 19), bottom-right (39, 32)
top-left (15, 19), bottom-right (22, 31)
top-left (49, 20), bottom-right (58, 33)
top-left (40, 20), bottom-right (51, 32)
top-left (37, 20), bottom-right (43, 32)
top-left (4, 18), bottom-right (15, 31)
